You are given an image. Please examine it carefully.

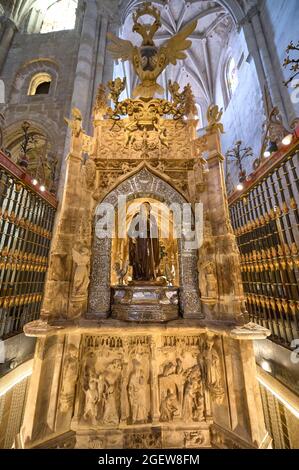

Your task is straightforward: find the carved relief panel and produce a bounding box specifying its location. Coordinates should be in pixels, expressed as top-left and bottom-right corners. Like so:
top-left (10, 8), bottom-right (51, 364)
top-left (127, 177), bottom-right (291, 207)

top-left (76, 335), bottom-right (151, 427)
top-left (72, 331), bottom-right (226, 447)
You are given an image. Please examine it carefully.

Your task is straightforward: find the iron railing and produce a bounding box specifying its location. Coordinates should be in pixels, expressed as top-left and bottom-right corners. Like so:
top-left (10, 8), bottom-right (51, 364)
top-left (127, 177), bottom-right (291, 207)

top-left (229, 137), bottom-right (299, 348)
top-left (0, 151), bottom-right (57, 339)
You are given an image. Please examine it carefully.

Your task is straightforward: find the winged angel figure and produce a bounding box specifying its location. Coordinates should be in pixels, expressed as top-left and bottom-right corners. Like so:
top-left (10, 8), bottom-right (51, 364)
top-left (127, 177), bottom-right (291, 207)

top-left (107, 3), bottom-right (197, 99)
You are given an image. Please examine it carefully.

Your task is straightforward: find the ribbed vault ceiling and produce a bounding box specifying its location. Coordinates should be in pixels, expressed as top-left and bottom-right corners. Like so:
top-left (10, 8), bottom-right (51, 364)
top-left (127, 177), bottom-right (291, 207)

top-left (117, 0), bottom-right (236, 110)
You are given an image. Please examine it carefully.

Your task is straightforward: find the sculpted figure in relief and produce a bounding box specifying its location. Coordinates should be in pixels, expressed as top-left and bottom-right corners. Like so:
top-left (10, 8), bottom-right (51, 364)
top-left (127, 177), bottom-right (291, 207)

top-left (182, 366), bottom-right (204, 422)
top-left (65, 107), bottom-right (85, 155)
top-left (128, 360), bottom-right (148, 424)
top-left (72, 240), bottom-right (90, 296)
top-left (200, 337), bottom-right (224, 405)
top-left (160, 389), bottom-right (179, 422)
top-left (59, 345), bottom-right (79, 413)
top-left (83, 378), bottom-right (99, 423)
top-left (102, 360), bottom-right (122, 425)
top-left (204, 262), bottom-right (218, 298)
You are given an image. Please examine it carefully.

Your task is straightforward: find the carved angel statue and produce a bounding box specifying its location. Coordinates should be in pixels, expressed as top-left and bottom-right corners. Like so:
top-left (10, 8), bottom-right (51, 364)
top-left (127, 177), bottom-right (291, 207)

top-left (168, 81), bottom-right (183, 108)
top-left (107, 2), bottom-right (197, 98)
top-left (64, 107), bottom-right (83, 137)
top-left (113, 260), bottom-right (129, 286)
top-left (168, 81), bottom-right (197, 119)
top-left (65, 107), bottom-right (87, 155)
top-left (107, 77), bottom-right (126, 107)
top-left (93, 84), bottom-right (108, 120)
top-left (206, 104), bottom-right (224, 134)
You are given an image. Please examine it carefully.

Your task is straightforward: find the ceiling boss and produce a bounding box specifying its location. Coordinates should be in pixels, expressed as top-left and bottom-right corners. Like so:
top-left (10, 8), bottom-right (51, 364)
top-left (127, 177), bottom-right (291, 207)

top-left (107, 2), bottom-right (197, 99)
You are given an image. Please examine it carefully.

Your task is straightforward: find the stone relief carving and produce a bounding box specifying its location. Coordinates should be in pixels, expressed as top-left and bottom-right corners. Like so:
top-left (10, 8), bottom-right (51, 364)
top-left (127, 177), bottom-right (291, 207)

top-left (128, 360), bottom-right (149, 424)
top-left (71, 240), bottom-right (90, 297)
top-left (83, 158), bottom-right (97, 190)
top-left (73, 333), bottom-right (224, 433)
top-left (94, 119), bottom-right (193, 162)
top-left (184, 431), bottom-right (205, 448)
top-left (78, 335), bottom-right (151, 426)
top-left (201, 261), bottom-right (218, 298)
top-left (59, 344), bottom-right (79, 413)
top-left (124, 431), bottom-right (162, 449)
top-left (65, 108), bottom-right (86, 156)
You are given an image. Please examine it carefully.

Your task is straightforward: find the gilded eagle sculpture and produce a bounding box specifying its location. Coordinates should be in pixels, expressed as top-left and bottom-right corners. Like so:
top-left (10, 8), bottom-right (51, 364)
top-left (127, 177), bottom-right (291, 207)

top-left (107, 2), bottom-right (197, 99)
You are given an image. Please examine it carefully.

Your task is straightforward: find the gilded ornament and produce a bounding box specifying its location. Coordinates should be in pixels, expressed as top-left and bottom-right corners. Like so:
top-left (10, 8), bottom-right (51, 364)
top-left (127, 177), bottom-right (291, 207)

top-left (107, 2), bottom-right (197, 99)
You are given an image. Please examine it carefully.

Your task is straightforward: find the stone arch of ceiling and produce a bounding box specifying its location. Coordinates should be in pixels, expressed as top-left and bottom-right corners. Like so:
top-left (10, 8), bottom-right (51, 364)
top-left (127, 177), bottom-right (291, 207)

top-left (3, 0), bottom-right (78, 30)
top-left (115, 0), bottom-right (249, 118)
top-left (119, 0), bottom-right (246, 26)
top-left (2, 117), bottom-right (59, 188)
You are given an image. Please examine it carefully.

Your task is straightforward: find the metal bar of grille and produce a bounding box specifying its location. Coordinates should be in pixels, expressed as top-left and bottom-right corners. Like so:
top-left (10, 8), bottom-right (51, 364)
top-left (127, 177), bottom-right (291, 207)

top-left (0, 152), bottom-right (57, 339)
top-left (229, 146), bottom-right (299, 350)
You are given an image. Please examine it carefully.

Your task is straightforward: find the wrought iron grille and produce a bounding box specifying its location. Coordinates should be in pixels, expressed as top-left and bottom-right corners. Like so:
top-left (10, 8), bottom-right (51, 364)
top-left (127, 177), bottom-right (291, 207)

top-left (0, 151), bottom-right (57, 339)
top-left (229, 144), bottom-right (299, 347)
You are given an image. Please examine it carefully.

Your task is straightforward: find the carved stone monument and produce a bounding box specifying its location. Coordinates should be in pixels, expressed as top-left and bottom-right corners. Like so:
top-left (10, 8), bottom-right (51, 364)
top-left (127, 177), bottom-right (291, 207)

top-left (18, 2), bottom-right (271, 449)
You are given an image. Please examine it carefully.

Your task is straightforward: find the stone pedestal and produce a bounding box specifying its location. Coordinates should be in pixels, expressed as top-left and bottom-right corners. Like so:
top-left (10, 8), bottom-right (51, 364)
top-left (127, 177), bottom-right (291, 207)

top-left (111, 285), bottom-right (179, 322)
top-left (18, 321), bottom-right (271, 449)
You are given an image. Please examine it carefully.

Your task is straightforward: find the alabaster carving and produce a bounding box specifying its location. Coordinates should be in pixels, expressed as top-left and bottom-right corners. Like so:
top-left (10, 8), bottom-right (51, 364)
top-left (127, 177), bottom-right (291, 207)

top-left (71, 241), bottom-right (90, 297)
top-left (59, 343), bottom-right (79, 413)
top-left (124, 430), bottom-right (162, 449)
top-left (74, 332), bottom-right (224, 431)
top-left (64, 108), bottom-right (86, 156)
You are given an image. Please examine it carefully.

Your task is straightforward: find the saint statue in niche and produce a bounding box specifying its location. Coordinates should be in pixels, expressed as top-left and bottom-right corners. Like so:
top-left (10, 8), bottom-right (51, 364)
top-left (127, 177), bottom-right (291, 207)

top-left (128, 202), bottom-right (160, 282)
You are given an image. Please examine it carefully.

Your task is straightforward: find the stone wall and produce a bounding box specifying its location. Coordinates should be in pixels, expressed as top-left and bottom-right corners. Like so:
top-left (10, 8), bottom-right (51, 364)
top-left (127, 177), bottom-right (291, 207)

top-left (216, 27), bottom-right (265, 181)
top-left (0, 29), bottom-right (80, 183)
top-left (261, 0), bottom-right (299, 122)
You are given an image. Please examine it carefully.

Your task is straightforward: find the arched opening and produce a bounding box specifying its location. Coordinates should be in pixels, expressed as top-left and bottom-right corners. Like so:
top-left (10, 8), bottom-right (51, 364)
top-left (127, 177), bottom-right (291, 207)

top-left (89, 167), bottom-right (202, 321)
top-left (28, 72), bottom-right (52, 96)
top-left (111, 197), bottom-right (180, 287)
top-left (3, 121), bottom-right (57, 192)
top-left (35, 82), bottom-right (51, 95)
top-left (225, 56), bottom-right (239, 100)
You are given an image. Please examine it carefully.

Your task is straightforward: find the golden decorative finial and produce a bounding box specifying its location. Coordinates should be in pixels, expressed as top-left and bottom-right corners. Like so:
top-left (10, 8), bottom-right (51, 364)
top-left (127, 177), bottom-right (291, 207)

top-left (132, 2), bottom-right (161, 46)
top-left (168, 81), bottom-right (197, 119)
top-left (107, 2), bottom-right (197, 98)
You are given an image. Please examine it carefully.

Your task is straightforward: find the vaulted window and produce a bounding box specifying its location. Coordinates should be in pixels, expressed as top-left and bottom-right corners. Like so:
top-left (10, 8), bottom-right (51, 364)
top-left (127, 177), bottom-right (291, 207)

top-left (226, 57), bottom-right (239, 99)
top-left (28, 73), bottom-right (52, 95)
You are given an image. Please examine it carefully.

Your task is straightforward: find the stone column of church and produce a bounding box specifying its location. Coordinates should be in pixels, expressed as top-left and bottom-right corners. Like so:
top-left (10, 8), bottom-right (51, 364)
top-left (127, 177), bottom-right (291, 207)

top-left (150, 336), bottom-right (161, 424)
top-left (241, 7), bottom-right (291, 124)
top-left (71, 0), bottom-right (98, 122)
top-left (19, 337), bottom-right (46, 446)
top-left (199, 130), bottom-right (245, 323)
top-left (20, 334), bottom-right (66, 446)
top-left (222, 337), bottom-right (269, 447)
top-left (41, 143), bottom-right (85, 320)
top-left (87, 14), bottom-right (109, 134)
top-left (57, 0), bottom-right (99, 199)
top-left (0, 17), bottom-right (17, 73)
